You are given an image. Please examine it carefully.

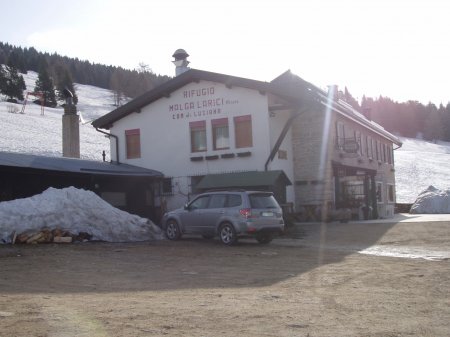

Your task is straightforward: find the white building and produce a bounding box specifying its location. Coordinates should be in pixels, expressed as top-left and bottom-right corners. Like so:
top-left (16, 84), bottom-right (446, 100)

top-left (93, 50), bottom-right (401, 221)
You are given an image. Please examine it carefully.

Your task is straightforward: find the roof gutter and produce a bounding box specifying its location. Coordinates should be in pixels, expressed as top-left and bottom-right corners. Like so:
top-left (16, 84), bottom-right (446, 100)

top-left (95, 128), bottom-right (120, 164)
top-left (393, 143), bottom-right (402, 150)
top-left (264, 106), bottom-right (309, 171)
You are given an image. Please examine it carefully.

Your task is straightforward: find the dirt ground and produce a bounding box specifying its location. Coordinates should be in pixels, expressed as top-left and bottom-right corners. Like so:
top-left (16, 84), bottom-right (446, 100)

top-left (1, 218), bottom-right (449, 337)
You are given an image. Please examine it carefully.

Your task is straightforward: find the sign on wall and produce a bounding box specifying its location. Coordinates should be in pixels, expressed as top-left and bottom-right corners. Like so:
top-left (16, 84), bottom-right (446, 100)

top-left (169, 85), bottom-right (239, 120)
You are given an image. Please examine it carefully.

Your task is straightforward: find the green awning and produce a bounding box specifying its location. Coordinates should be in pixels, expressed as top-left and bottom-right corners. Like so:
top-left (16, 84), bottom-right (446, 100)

top-left (196, 170), bottom-right (292, 190)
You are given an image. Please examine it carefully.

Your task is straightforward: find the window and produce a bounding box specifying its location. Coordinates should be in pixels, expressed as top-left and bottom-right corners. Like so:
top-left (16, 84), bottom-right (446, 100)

top-left (208, 194), bottom-right (227, 208)
top-left (190, 121), bottom-right (207, 152)
top-left (376, 182), bottom-right (383, 203)
top-left (340, 179), bottom-right (365, 207)
top-left (227, 194), bottom-right (242, 207)
top-left (336, 122), bottom-right (345, 149)
top-left (364, 135), bottom-right (368, 157)
top-left (212, 118), bottom-right (229, 150)
top-left (190, 175), bottom-right (205, 194)
top-left (234, 115), bottom-right (253, 148)
top-left (387, 184), bottom-right (395, 203)
top-left (388, 146), bottom-right (393, 164)
top-left (101, 192), bottom-right (126, 207)
top-left (249, 193), bottom-right (279, 208)
top-left (189, 195), bottom-right (210, 210)
top-left (278, 149), bottom-right (288, 159)
top-left (356, 131), bottom-right (362, 156)
top-left (375, 140), bottom-right (381, 161)
top-left (161, 178), bottom-right (173, 195)
top-left (125, 129), bottom-right (141, 159)
top-left (367, 136), bottom-right (373, 159)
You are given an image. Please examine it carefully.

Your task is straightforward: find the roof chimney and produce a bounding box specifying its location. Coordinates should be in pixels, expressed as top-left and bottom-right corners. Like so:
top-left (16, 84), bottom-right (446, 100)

top-left (62, 87), bottom-right (80, 158)
top-left (172, 49), bottom-right (190, 76)
top-left (327, 85), bottom-right (338, 101)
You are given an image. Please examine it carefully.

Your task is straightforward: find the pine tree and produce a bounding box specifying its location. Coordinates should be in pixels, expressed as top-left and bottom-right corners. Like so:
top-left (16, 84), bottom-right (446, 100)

top-left (444, 103), bottom-right (450, 141)
top-left (423, 103), bottom-right (444, 141)
top-left (343, 87), bottom-right (361, 111)
top-left (55, 65), bottom-right (78, 105)
top-left (0, 65), bottom-right (6, 94)
top-left (1, 64), bottom-right (26, 101)
top-left (110, 68), bottom-right (126, 106)
top-left (34, 60), bottom-right (57, 108)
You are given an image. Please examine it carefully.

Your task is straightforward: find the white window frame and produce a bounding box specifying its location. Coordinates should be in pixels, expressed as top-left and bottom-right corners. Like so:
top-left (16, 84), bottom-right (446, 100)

top-left (386, 184), bottom-right (395, 203)
top-left (190, 120), bottom-right (207, 153)
top-left (212, 118), bottom-right (230, 150)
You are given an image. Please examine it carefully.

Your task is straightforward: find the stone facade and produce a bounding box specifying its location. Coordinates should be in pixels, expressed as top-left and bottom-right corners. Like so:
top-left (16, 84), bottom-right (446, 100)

top-left (291, 105), bottom-right (398, 219)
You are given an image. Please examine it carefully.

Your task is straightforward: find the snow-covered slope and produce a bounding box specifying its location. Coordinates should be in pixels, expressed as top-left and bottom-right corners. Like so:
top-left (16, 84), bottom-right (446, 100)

top-left (395, 137), bottom-right (450, 203)
top-left (1, 71), bottom-right (449, 203)
top-left (0, 71), bottom-right (111, 160)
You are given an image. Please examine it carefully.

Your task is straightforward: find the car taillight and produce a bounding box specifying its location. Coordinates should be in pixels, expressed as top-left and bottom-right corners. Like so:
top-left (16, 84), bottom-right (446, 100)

top-left (239, 208), bottom-right (252, 219)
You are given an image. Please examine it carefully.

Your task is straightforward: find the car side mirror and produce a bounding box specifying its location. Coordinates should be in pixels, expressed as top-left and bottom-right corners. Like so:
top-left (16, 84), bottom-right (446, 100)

top-left (184, 203), bottom-right (190, 210)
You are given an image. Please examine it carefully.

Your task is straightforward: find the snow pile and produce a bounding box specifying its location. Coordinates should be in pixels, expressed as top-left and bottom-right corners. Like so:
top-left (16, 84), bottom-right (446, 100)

top-left (0, 187), bottom-right (164, 243)
top-left (410, 186), bottom-right (450, 214)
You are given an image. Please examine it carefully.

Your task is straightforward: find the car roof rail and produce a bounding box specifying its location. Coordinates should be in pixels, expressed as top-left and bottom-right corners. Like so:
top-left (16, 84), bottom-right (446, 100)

top-left (203, 188), bottom-right (247, 192)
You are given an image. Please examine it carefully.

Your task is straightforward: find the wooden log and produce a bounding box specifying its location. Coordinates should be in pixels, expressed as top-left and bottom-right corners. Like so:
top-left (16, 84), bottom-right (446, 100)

top-left (17, 232), bottom-right (32, 243)
top-left (53, 236), bottom-right (72, 243)
top-left (10, 231), bottom-right (17, 244)
top-left (26, 232), bottom-right (44, 244)
top-left (41, 230), bottom-right (53, 243)
top-left (52, 228), bottom-right (63, 237)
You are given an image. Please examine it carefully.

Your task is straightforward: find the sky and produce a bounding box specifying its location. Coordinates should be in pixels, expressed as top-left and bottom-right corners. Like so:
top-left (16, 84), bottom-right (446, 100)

top-left (1, 0), bottom-right (449, 105)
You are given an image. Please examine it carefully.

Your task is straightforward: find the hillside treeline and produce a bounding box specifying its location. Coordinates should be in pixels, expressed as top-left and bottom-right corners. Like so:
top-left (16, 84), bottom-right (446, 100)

top-left (361, 96), bottom-right (450, 142)
top-left (0, 41), bottom-right (171, 105)
top-left (327, 88), bottom-right (450, 142)
top-left (344, 92), bottom-right (450, 142)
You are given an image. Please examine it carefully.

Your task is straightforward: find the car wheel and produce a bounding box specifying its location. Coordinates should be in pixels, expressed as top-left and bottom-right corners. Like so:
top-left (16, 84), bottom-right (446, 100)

top-left (166, 220), bottom-right (181, 240)
top-left (256, 233), bottom-right (273, 244)
top-left (219, 223), bottom-right (237, 245)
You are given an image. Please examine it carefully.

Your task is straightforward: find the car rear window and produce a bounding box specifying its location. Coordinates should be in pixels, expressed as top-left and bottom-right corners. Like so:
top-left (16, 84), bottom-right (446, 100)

top-left (249, 193), bottom-right (279, 209)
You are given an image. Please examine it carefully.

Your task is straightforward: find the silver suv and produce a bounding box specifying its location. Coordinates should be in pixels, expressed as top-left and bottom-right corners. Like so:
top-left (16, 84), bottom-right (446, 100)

top-left (161, 191), bottom-right (284, 245)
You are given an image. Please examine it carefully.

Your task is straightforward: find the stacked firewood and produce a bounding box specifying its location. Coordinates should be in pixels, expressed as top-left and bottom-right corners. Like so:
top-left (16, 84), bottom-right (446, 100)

top-left (11, 228), bottom-right (93, 244)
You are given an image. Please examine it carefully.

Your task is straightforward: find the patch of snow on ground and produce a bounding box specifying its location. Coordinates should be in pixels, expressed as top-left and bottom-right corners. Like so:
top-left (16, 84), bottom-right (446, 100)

top-left (0, 187), bottom-right (163, 243)
top-left (358, 245), bottom-right (450, 261)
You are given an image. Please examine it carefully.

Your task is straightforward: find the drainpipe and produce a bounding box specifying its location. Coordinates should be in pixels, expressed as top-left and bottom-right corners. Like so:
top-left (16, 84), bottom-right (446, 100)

top-left (95, 128), bottom-right (120, 164)
top-left (264, 106), bottom-right (309, 171)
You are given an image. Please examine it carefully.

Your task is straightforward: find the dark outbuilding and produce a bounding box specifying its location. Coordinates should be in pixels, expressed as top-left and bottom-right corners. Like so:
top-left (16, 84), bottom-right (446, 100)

top-left (0, 151), bottom-right (163, 220)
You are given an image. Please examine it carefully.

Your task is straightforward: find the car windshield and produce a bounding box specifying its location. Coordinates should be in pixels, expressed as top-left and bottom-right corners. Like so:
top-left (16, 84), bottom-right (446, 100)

top-left (249, 193), bottom-right (279, 209)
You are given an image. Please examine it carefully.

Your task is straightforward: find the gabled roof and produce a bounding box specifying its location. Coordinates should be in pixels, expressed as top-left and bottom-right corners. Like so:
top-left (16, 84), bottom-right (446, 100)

top-left (92, 69), bottom-right (273, 130)
top-left (0, 151), bottom-right (163, 177)
top-left (92, 68), bottom-right (401, 146)
top-left (196, 170), bottom-right (292, 190)
top-left (270, 70), bottom-right (402, 146)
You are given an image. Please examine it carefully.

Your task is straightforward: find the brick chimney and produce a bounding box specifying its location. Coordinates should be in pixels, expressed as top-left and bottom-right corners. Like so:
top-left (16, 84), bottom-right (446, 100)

top-left (62, 88), bottom-right (80, 158)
